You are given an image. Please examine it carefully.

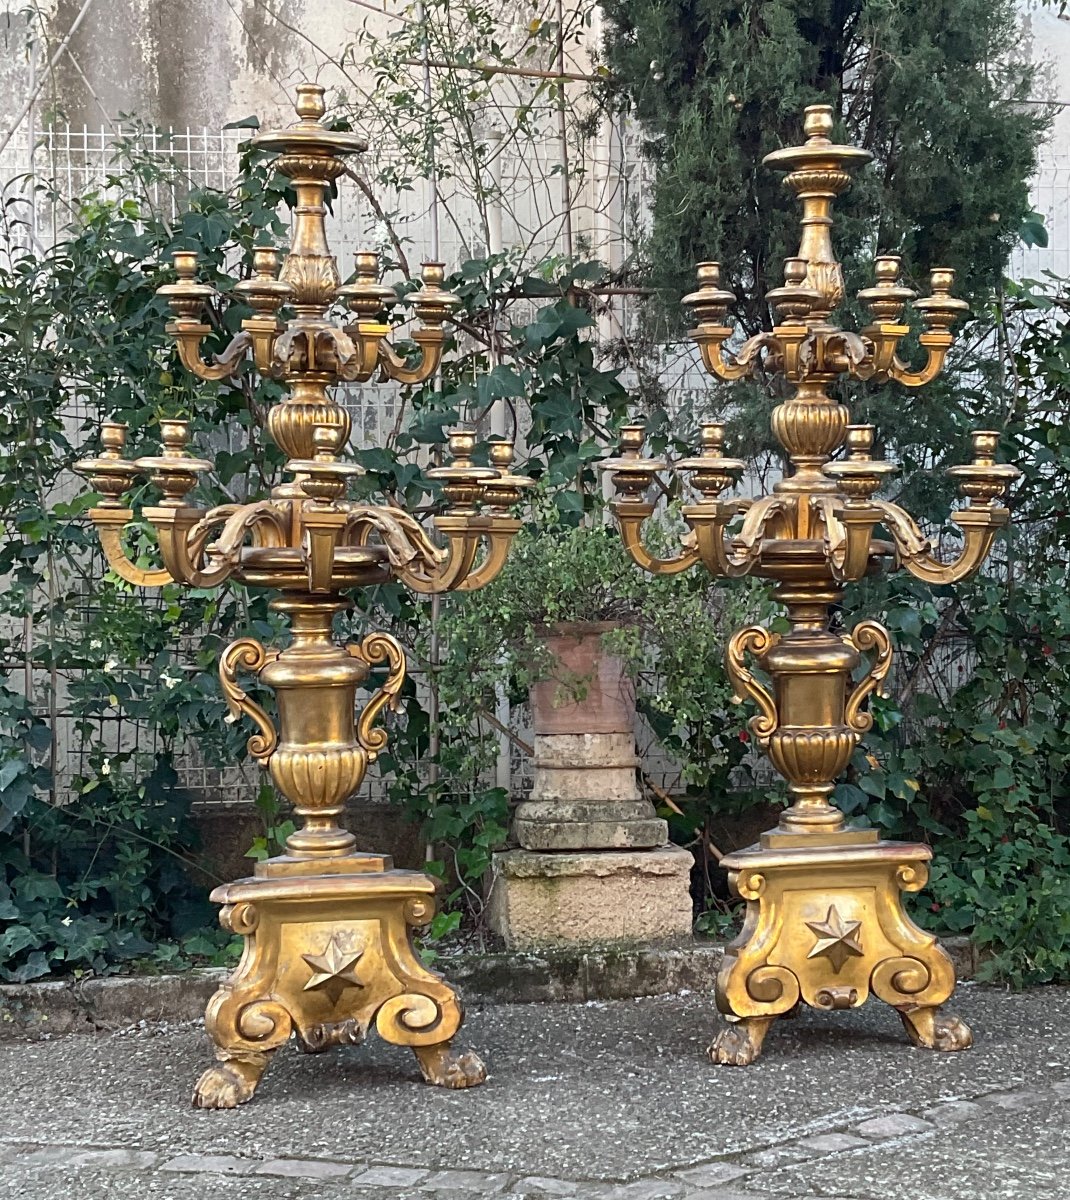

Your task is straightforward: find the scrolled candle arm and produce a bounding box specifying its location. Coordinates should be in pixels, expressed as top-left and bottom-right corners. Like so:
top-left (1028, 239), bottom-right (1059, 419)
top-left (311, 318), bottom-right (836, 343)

top-left (874, 499), bottom-right (1008, 585)
top-left (694, 328), bottom-right (780, 382)
top-left (172, 327), bottom-right (254, 382)
top-left (91, 509), bottom-right (175, 588)
top-left (319, 324), bottom-right (384, 384)
top-left (146, 507), bottom-right (222, 588)
top-left (684, 504), bottom-right (754, 579)
top-left (452, 517), bottom-right (521, 592)
top-left (348, 259), bottom-right (457, 387)
top-left (612, 500), bottom-right (700, 576)
top-left (822, 425), bottom-right (903, 581)
top-left (875, 429), bottom-right (1019, 585)
top-left (376, 327), bottom-right (447, 386)
top-left (396, 427), bottom-right (499, 593)
top-left (686, 494), bottom-right (791, 579)
top-left (452, 438), bottom-right (531, 591)
top-left (886, 267), bottom-right (969, 388)
top-left (683, 262), bottom-right (776, 381)
top-left (75, 420), bottom-right (174, 587)
top-left (158, 250), bottom-right (253, 382)
top-left (886, 330), bottom-right (954, 389)
top-left (395, 515), bottom-right (486, 594)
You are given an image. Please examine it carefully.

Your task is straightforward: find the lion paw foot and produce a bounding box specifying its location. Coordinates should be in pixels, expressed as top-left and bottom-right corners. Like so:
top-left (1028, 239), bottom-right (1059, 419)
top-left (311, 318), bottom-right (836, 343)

top-left (413, 1043), bottom-right (487, 1089)
top-left (707, 1017), bottom-right (772, 1067)
top-left (192, 1058), bottom-right (268, 1109)
top-left (930, 1013), bottom-right (973, 1052)
top-left (899, 1006), bottom-right (973, 1053)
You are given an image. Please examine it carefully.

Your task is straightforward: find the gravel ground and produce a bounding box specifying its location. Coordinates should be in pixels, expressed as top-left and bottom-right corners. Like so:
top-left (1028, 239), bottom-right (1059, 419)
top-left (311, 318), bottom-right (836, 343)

top-left (0, 983), bottom-right (1065, 1199)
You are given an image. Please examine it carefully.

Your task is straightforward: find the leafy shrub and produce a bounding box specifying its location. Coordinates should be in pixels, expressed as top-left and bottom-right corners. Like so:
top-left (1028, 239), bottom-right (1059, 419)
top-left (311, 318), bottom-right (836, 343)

top-left (839, 571), bottom-right (1070, 985)
top-left (0, 759), bottom-right (236, 982)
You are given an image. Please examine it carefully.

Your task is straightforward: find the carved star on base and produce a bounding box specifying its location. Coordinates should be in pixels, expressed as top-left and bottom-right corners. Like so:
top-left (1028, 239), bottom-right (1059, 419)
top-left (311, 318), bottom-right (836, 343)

top-left (302, 934), bottom-right (365, 1001)
top-left (806, 905), bottom-right (864, 973)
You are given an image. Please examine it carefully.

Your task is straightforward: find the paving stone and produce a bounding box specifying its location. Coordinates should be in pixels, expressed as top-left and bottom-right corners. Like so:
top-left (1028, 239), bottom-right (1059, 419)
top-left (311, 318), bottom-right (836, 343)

top-left (982, 1089), bottom-right (1049, 1111)
top-left (920, 1100), bottom-right (987, 1126)
top-left (853, 1112), bottom-right (934, 1139)
top-left (352, 1166), bottom-right (432, 1187)
top-left (68, 1148), bottom-right (158, 1169)
top-left (18, 1146), bottom-right (87, 1166)
top-left (252, 1157), bottom-right (355, 1178)
top-left (675, 1191), bottom-right (767, 1200)
top-left (792, 1132), bottom-right (870, 1156)
top-left (673, 1163), bottom-right (750, 1186)
top-left (597, 1181), bottom-right (685, 1200)
top-left (512, 1178), bottom-right (580, 1196)
top-left (160, 1153), bottom-right (253, 1175)
top-left (419, 1169), bottom-right (514, 1192)
top-left (740, 1144), bottom-right (813, 1170)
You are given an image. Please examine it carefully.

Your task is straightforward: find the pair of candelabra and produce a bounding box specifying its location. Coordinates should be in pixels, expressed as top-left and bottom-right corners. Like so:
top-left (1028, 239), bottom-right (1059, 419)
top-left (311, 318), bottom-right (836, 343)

top-left (76, 91), bottom-right (1015, 1106)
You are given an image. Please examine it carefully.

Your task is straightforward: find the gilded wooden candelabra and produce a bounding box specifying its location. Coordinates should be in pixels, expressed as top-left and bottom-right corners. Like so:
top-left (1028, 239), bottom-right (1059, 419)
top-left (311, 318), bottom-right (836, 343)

top-left (76, 84), bottom-right (528, 1107)
top-left (603, 106), bottom-right (1018, 1065)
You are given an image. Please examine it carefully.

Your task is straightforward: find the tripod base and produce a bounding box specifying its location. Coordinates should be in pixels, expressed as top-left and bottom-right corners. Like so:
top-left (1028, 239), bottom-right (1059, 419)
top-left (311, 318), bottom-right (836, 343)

top-left (193, 856), bottom-right (484, 1108)
top-left (709, 831), bottom-right (972, 1065)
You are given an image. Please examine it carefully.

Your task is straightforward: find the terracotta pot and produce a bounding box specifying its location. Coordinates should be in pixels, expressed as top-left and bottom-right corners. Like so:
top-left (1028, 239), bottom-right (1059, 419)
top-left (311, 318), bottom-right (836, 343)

top-left (529, 621), bottom-right (635, 736)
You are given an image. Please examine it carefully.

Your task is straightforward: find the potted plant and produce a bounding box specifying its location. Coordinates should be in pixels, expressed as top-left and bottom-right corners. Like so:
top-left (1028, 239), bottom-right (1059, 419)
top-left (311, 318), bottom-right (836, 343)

top-left (437, 519), bottom-right (653, 841)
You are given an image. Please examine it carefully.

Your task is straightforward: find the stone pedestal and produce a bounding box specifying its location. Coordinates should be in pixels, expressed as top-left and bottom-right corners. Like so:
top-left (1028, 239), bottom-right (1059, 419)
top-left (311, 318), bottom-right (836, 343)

top-left (513, 732), bottom-right (667, 850)
top-left (514, 622), bottom-right (666, 852)
top-left (490, 623), bottom-right (694, 948)
top-left (487, 846), bottom-right (695, 949)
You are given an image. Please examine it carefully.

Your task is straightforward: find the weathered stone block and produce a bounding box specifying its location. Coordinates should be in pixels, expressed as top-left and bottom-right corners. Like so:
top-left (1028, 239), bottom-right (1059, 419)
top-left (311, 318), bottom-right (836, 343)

top-left (515, 732), bottom-right (667, 851)
top-left (160, 1153), bottom-right (252, 1174)
top-left (487, 846), bottom-right (694, 948)
top-left (253, 1158), bottom-right (355, 1178)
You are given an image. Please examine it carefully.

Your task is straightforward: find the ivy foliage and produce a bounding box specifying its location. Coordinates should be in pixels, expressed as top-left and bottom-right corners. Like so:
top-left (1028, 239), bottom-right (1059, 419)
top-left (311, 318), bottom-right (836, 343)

top-left (832, 279), bottom-right (1070, 985)
top-left (0, 760), bottom-right (236, 983)
top-left (838, 570), bottom-right (1070, 987)
top-left (0, 135), bottom-right (294, 978)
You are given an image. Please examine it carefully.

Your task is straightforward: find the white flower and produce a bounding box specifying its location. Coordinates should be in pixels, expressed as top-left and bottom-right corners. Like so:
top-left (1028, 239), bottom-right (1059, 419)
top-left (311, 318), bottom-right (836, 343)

top-left (104, 658), bottom-right (118, 674)
top-left (61, 917), bottom-right (72, 927)
top-left (161, 671), bottom-right (180, 690)
top-left (100, 760), bottom-right (111, 777)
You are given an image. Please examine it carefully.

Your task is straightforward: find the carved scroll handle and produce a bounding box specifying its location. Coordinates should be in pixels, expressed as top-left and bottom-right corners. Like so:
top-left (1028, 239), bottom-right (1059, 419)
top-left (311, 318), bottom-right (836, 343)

top-left (219, 638), bottom-right (280, 763)
top-left (725, 626), bottom-right (780, 741)
top-left (348, 632), bottom-right (407, 760)
top-left (843, 620), bottom-right (893, 735)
